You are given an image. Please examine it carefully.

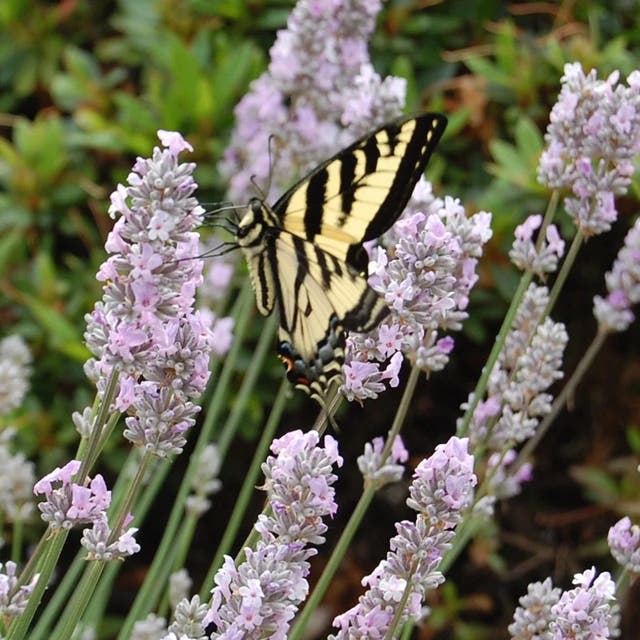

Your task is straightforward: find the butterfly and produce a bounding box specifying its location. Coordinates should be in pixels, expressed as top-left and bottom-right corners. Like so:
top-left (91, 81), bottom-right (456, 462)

top-left (235, 113), bottom-right (447, 402)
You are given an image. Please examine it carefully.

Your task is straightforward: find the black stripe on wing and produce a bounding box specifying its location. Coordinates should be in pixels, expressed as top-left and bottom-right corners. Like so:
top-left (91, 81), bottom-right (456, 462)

top-left (362, 116), bottom-right (443, 240)
top-left (271, 114), bottom-right (446, 255)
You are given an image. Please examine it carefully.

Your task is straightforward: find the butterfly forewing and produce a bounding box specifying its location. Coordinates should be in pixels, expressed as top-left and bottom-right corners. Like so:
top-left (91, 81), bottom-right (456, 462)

top-left (272, 114), bottom-right (447, 270)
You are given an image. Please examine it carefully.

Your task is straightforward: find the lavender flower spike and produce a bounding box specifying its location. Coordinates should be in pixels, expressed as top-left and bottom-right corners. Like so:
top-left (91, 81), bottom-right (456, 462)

top-left (330, 437), bottom-right (476, 639)
top-left (33, 460), bottom-right (111, 530)
top-left (220, 0), bottom-right (405, 202)
top-left (608, 516), bottom-right (640, 573)
top-left (0, 429), bottom-right (36, 525)
top-left (344, 190), bottom-right (492, 402)
top-left (81, 513), bottom-right (140, 561)
top-left (0, 335), bottom-right (32, 416)
top-left (539, 63), bottom-right (640, 237)
top-left (509, 214), bottom-right (565, 276)
top-left (358, 435), bottom-right (408, 489)
top-left (593, 215), bottom-right (640, 333)
top-left (0, 561), bottom-right (39, 617)
top-left (205, 430), bottom-right (342, 639)
top-left (508, 577), bottom-right (561, 640)
top-left (85, 131), bottom-right (214, 456)
top-left (548, 567), bottom-right (617, 639)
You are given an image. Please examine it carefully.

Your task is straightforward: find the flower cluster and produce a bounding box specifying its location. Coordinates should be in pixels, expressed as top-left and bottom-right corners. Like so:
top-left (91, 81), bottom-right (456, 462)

top-left (34, 460), bottom-right (140, 561)
top-left (593, 215), bottom-right (640, 333)
top-left (509, 214), bottom-right (565, 277)
top-left (487, 316), bottom-right (567, 449)
top-left (165, 595), bottom-right (210, 640)
top-left (220, 0), bottom-right (405, 202)
top-left (131, 613), bottom-right (167, 640)
top-left (509, 569), bottom-right (618, 639)
top-left (549, 568), bottom-right (617, 639)
top-left (204, 430), bottom-right (342, 638)
top-left (33, 460), bottom-right (110, 530)
top-left (0, 561), bottom-right (39, 617)
top-left (81, 513), bottom-right (140, 561)
top-left (460, 285), bottom-right (567, 511)
top-left (357, 435), bottom-right (408, 488)
top-left (0, 335), bottom-right (32, 416)
top-left (185, 444), bottom-right (223, 517)
top-left (608, 516), bottom-right (640, 573)
top-left (538, 63), bottom-right (640, 237)
top-left (0, 430), bottom-right (36, 526)
top-left (84, 131), bottom-right (214, 456)
top-left (343, 186), bottom-right (492, 401)
top-left (330, 437), bottom-right (476, 638)
top-left (508, 577), bottom-right (561, 639)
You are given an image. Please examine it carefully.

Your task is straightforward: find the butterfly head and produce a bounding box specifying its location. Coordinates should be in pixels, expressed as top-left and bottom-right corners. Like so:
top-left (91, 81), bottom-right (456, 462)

top-left (235, 198), bottom-right (267, 248)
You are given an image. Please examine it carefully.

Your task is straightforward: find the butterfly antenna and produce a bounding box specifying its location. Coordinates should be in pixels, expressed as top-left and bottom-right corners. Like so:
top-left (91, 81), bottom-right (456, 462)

top-left (249, 173), bottom-right (268, 201)
top-left (199, 241), bottom-right (239, 260)
top-left (203, 203), bottom-right (245, 220)
top-left (265, 133), bottom-right (279, 198)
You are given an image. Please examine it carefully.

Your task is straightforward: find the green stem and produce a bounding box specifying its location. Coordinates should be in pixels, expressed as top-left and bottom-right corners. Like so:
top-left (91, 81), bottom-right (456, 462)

top-left (7, 529), bottom-right (69, 640)
top-left (290, 365), bottom-right (421, 640)
top-left (28, 549), bottom-right (86, 640)
top-left (381, 365), bottom-right (420, 462)
top-left (384, 558), bottom-right (420, 640)
top-left (545, 230), bottom-right (584, 317)
top-left (200, 378), bottom-right (289, 596)
top-left (49, 562), bottom-right (106, 640)
top-left (216, 312), bottom-right (278, 458)
top-left (109, 451), bottom-right (153, 538)
top-left (77, 368), bottom-right (120, 483)
top-left (458, 190), bottom-right (564, 438)
top-left (438, 515), bottom-right (483, 575)
top-left (288, 485), bottom-right (377, 640)
top-left (537, 189), bottom-right (560, 240)
top-left (82, 458), bottom-right (174, 635)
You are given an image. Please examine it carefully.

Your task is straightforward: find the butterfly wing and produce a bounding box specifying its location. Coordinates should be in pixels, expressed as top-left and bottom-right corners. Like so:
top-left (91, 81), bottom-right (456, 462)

top-left (271, 114), bottom-right (447, 272)
top-left (266, 230), bottom-right (386, 396)
top-left (237, 113), bottom-right (447, 400)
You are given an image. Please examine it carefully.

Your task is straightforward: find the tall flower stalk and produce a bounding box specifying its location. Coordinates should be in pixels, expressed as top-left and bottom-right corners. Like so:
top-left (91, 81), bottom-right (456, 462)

top-left (6, 132), bottom-right (213, 640)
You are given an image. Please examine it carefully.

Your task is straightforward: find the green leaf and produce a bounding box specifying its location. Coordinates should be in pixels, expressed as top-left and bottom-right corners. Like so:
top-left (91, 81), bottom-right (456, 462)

top-left (514, 115), bottom-right (543, 160)
top-left (465, 56), bottom-right (513, 88)
top-left (626, 425), bottom-right (640, 454)
top-left (570, 465), bottom-right (619, 504)
top-left (488, 139), bottom-right (531, 188)
top-left (210, 40), bottom-right (263, 124)
top-left (0, 227), bottom-right (25, 271)
top-left (23, 294), bottom-right (89, 361)
top-left (13, 115), bottom-right (68, 182)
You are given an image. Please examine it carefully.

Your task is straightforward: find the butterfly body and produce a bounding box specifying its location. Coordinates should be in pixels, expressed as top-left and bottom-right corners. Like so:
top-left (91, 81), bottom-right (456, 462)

top-left (236, 114), bottom-right (447, 400)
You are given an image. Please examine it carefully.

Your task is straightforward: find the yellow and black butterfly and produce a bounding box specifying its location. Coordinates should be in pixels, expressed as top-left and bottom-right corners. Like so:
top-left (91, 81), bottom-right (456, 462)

top-left (235, 113), bottom-right (447, 401)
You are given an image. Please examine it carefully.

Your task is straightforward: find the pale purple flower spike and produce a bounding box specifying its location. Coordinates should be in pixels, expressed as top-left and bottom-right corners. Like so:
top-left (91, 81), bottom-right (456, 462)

top-left (205, 430), bottom-right (342, 639)
top-left (539, 63), bottom-right (640, 237)
top-left (84, 131), bottom-right (214, 456)
top-left (330, 437), bottom-right (476, 639)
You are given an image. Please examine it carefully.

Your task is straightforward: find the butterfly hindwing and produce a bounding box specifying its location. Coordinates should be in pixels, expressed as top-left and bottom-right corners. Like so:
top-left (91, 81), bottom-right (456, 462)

top-left (269, 231), bottom-right (386, 394)
top-left (235, 113), bottom-right (447, 399)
